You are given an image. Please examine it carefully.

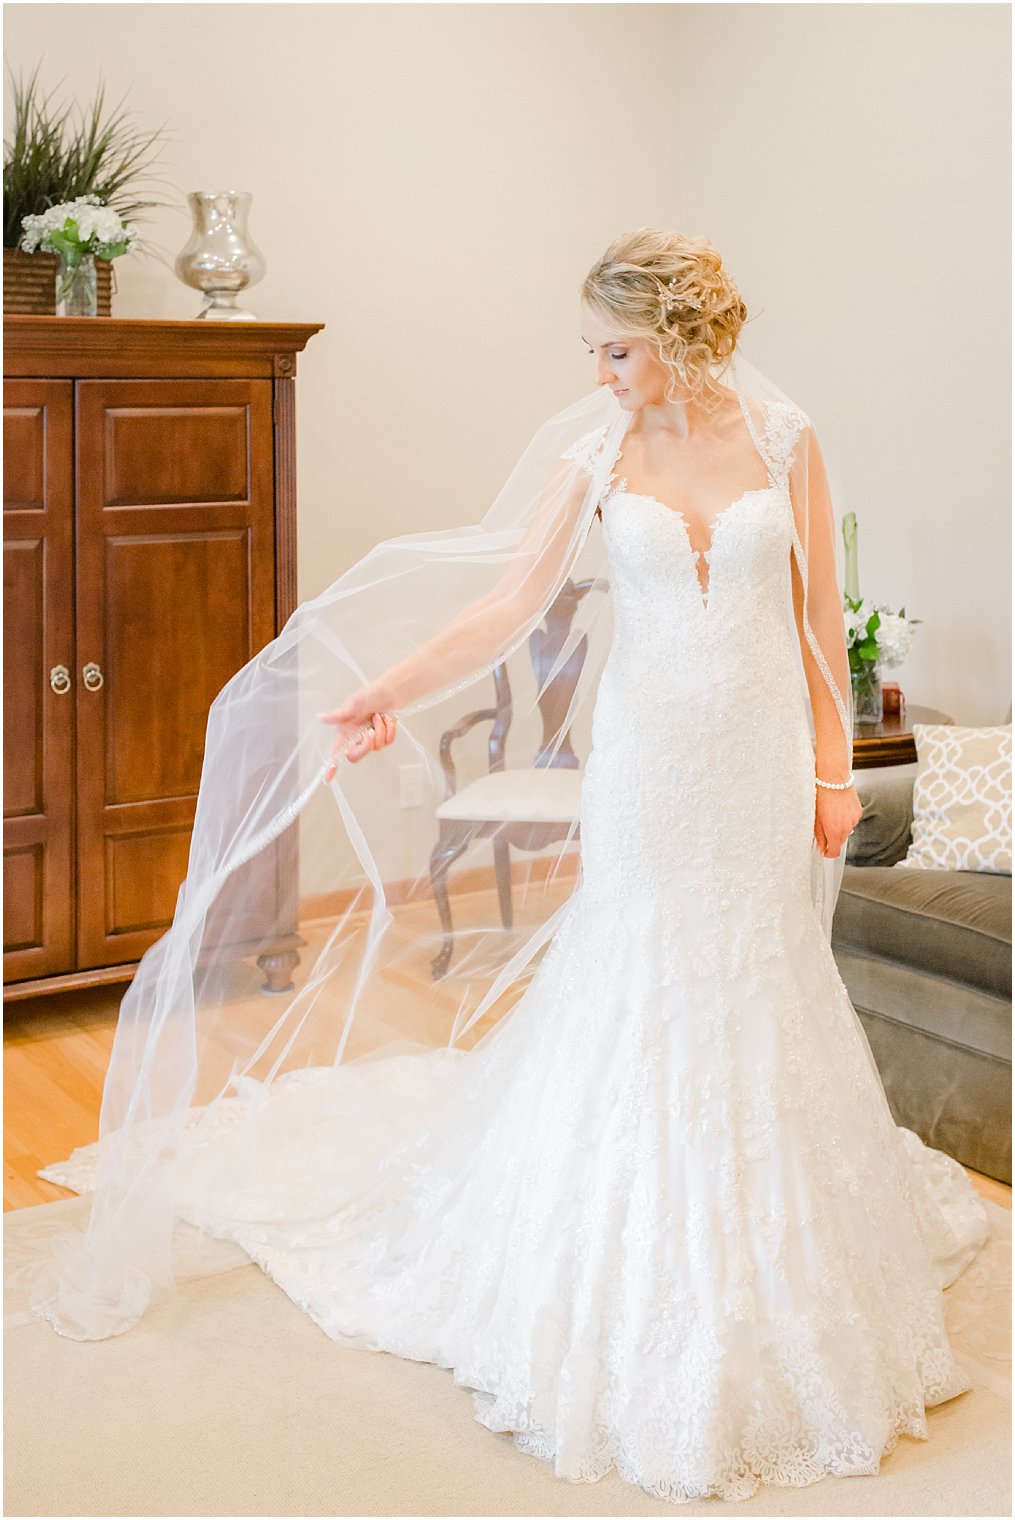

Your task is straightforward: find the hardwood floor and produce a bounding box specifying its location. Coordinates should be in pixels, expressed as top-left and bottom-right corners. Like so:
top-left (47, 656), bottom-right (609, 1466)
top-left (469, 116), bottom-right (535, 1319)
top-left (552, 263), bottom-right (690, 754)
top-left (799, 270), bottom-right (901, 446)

top-left (3, 890), bottom-right (541, 1211)
top-left (972, 1168), bottom-right (1013, 1210)
top-left (4, 895), bottom-right (1012, 1214)
top-left (5, 984), bottom-right (116, 1210)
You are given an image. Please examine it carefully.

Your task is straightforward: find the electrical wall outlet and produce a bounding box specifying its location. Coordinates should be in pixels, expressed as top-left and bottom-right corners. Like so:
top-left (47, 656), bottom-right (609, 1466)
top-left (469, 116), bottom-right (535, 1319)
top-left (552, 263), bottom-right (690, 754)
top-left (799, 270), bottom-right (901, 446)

top-left (398, 764), bottom-right (426, 808)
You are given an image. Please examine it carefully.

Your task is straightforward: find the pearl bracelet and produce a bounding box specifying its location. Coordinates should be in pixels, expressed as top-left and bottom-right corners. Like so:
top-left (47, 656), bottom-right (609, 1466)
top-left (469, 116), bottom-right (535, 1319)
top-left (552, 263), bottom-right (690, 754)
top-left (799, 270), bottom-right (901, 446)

top-left (815, 771), bottom-right (855, 790)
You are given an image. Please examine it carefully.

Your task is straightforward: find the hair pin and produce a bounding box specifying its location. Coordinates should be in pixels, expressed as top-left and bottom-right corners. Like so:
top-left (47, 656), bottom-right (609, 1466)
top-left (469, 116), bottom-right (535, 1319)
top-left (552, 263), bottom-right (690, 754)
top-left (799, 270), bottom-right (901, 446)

top-left (660, 275), bottom-right (703, 315)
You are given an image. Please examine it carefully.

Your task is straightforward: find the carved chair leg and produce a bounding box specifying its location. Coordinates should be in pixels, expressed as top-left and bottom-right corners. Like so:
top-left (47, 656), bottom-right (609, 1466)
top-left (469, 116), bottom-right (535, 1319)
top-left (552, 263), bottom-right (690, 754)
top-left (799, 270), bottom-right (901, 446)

top-left (429, 826), bottom-right (472, 980)
top-left (493, 836), bottom-right (513, 929)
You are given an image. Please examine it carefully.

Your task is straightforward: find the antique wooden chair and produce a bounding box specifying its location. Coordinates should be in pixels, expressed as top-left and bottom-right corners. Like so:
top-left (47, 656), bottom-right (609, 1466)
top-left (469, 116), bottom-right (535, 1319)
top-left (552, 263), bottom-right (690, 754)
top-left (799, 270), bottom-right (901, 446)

top-left (428, 576), bottom-right (608, 979)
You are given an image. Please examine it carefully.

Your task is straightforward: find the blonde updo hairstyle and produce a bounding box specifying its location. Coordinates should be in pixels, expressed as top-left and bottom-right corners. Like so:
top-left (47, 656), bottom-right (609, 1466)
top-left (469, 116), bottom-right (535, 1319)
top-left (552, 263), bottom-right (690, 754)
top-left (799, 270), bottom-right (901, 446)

top-left (581, 228), bottom-right (751, 415)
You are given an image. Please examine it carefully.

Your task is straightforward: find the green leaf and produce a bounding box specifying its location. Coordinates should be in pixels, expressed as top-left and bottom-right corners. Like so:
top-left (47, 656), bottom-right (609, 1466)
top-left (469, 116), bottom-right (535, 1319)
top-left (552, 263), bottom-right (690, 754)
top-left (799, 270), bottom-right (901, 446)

top-left (841, 512), bottom-right (860, 601)
top-left (48, 228), bottom-right (80, 263)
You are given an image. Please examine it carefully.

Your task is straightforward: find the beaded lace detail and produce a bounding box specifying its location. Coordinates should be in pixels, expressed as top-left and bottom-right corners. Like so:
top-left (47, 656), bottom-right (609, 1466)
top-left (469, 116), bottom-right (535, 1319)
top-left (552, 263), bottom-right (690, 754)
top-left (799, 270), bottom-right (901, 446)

top-left (562, 395), bottom-right (851, 750)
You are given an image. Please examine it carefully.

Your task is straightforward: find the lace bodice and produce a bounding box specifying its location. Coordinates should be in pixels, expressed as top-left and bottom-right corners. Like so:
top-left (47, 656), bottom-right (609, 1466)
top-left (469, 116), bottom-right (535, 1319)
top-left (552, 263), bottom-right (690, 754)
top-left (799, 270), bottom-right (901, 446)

top-left (563, 397), bottom-right (808, 617)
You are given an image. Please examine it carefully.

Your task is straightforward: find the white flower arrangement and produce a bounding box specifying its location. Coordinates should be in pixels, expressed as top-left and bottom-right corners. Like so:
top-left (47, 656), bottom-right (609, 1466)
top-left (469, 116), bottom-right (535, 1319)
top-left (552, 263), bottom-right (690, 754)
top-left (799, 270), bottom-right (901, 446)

top-left (843, 596), bottom-right (920, 672)
top-left (18, 194), bottom-right (139, 266)
top-left (841, 511), bottom-right (921, 677)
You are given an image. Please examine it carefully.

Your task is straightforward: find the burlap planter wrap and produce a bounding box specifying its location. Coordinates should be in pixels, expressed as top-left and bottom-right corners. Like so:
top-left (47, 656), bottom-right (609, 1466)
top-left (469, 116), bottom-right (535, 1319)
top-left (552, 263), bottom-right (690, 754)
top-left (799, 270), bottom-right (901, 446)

top-left (4, 246), bottom-right (114, 316)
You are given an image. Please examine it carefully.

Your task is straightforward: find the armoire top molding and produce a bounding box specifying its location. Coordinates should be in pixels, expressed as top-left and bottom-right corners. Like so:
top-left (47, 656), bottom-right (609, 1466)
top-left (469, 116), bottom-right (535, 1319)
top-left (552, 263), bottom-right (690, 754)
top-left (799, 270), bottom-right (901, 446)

top-left (3, 315), bottom-right (325, 379)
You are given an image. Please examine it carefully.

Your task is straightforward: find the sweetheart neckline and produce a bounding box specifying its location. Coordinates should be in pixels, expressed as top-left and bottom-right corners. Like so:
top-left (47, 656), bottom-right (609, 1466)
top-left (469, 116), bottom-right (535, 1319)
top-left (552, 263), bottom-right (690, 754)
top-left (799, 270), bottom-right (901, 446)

top-left (602, 482), bottom-right (781, 613)
top-left (605, 480), bottom-right (778, 532)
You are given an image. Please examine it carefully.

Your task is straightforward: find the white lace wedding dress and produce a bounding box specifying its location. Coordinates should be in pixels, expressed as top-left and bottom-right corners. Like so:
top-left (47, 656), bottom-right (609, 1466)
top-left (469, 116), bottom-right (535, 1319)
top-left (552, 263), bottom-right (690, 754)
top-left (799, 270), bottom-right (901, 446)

top-left (41, 399), bottom-right (990, 1504)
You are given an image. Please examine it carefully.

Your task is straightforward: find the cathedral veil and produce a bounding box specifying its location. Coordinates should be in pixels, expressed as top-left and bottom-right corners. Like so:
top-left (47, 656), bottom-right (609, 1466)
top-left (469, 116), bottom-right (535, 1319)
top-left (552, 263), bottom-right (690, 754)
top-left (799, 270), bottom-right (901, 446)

top-left (28, 343), bottom-right (855, 1342)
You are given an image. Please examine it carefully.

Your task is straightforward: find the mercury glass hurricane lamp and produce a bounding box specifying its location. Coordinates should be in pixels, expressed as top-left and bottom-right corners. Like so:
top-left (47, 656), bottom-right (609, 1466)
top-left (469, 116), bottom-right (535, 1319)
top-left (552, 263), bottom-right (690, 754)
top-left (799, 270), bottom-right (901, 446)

top-left (175, 190), bottom-right (266, 321)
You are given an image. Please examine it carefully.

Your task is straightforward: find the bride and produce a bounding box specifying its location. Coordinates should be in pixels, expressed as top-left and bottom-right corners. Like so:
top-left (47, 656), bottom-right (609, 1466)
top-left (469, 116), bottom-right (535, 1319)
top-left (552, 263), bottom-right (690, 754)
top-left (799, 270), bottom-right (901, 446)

top-left (35, 228), bottom-right (989, 1505)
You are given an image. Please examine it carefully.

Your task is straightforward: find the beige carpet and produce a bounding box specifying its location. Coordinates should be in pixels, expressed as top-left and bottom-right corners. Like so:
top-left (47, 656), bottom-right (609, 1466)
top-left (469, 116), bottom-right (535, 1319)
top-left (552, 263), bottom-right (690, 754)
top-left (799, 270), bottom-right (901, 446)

top-left (4, 1195), bottom-right (1011, 1518)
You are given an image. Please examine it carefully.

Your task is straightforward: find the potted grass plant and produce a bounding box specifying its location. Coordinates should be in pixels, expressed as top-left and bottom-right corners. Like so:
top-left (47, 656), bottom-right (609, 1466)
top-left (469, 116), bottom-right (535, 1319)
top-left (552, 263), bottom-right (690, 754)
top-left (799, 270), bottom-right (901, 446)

top-left (3, 61), bottom-right (175, 315)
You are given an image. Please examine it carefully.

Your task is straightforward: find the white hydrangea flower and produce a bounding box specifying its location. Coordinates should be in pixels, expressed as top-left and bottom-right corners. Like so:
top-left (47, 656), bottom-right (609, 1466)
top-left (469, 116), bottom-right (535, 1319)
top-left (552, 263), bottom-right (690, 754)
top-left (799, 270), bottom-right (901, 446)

top-left (19, 195), bottom-right (138, 259)
top-left (873, 610), bottom-right (915, 669)
top-left (843, 598), bottom-right (879, 647)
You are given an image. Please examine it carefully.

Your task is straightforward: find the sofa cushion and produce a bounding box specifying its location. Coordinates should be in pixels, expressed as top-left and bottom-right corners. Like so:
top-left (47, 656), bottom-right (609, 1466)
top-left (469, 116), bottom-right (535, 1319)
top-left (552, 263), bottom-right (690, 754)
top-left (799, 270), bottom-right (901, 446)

top-left (835, 946), bottom-right (1010, 1064)
top-left (833, 864), bottom-right (1011, 999)
top-left (851, 993), bottom-right (1011, 1181)
top-left (848, 766), bottom-right (917, 868)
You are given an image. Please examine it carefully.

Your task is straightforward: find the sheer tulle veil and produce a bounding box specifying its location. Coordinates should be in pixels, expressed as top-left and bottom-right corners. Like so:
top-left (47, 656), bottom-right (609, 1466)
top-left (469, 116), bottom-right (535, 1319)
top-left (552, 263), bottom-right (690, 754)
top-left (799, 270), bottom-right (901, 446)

top-left (29, 336), bottom-right (854, 1341)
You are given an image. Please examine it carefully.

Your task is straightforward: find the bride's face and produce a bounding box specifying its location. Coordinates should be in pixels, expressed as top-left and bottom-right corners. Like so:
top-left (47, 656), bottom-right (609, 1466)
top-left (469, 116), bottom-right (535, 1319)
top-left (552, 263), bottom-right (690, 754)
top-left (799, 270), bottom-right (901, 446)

top-left (580, 308), bottom-right (672, 410)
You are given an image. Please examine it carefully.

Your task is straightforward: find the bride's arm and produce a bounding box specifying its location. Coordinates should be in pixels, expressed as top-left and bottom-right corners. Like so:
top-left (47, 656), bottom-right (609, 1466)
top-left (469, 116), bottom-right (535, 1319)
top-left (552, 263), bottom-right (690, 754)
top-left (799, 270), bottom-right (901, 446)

top-left (382, 460), bottom-right (588, 707)
top-left (788, 426), bottom-right (863, 856)
top-left (320, 458), bottom-right (592, 770)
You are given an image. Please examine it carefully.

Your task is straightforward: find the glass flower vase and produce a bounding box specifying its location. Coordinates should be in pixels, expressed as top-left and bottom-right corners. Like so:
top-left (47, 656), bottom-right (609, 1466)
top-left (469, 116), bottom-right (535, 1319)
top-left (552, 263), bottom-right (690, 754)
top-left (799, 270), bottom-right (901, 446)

top-left (55, 253), bottom-right (98, 317)
top-left (851, 661), bottom-right (884, 724)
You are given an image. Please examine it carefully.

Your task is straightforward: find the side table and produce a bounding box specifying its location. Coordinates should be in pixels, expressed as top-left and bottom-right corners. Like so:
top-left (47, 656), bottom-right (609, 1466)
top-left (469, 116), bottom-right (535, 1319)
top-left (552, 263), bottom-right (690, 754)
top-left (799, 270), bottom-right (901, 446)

top-left (852, 704), bottom-right (953, 770)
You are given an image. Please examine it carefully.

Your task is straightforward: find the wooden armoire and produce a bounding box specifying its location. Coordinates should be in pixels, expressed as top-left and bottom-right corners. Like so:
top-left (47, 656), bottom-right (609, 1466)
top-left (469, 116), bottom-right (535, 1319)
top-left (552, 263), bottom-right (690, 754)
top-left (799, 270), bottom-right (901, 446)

top-left (3, 316), bottom-right (324, 1000)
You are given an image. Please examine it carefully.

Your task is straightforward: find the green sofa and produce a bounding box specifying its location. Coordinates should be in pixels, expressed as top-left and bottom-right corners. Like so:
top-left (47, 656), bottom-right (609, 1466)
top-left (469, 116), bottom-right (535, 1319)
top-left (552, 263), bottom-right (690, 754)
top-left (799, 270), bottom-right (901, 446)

top-left (832, 763), bottom-right (1012, 1185)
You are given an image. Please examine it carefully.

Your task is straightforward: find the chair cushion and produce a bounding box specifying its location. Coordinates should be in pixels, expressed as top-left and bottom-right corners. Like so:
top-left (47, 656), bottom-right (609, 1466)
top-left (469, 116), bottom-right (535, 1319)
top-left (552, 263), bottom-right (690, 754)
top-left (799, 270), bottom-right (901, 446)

top-left (833, 863), bottom-right (1012, 999)
top-left (435, 767), bottom-right (583, 823)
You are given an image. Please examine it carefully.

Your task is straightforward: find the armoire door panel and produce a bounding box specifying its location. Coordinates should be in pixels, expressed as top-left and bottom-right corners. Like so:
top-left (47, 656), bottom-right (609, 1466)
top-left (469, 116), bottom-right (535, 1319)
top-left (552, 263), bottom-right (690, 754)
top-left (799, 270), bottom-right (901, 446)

top-left (75, 378), bottom-right (277, 970)
top-left (2, 380), bottom-right (75, 979)
top-left (3, 405), bottom-right (46, 506)
top-left (105, 818), bottom-right (195, 936)
top-left (4, 538), bottom-right (46, 816)
top-left (103, 530), bottom-right (252, 802)
top-left (104, 405), bottom-right (253, 507)
top-left (3, 843), bottom-right (44, 952)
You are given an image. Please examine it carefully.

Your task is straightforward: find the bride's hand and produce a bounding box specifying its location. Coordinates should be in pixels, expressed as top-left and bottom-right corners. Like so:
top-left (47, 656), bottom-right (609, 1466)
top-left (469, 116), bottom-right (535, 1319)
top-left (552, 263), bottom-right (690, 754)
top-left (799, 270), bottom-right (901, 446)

top-left (318, 690), bottom-right (398, 780)
top-left (814, 783), bottom-right (863, 858)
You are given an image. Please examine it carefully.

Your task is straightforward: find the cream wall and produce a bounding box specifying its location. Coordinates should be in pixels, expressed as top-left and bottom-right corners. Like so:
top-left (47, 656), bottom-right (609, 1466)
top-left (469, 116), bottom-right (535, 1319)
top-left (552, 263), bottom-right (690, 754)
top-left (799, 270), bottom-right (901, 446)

top-left (670, 4), bottom-right (1011, 729)
top-left (5, 2), bottom-right (1010, 740)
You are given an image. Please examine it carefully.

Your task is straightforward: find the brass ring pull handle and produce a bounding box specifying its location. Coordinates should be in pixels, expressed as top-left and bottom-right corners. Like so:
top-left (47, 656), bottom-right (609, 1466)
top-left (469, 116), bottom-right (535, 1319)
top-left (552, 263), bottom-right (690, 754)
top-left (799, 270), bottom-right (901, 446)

top-left (50, 664), bottom-right (72, 695)
top-left (82, 662), bottom-right (105, 691)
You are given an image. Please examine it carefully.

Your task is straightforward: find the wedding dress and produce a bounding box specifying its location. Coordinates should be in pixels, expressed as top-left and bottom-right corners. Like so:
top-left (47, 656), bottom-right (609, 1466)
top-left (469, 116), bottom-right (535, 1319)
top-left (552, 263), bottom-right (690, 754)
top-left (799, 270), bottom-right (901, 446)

top-left (40, 388), bottom-right (990, 1505)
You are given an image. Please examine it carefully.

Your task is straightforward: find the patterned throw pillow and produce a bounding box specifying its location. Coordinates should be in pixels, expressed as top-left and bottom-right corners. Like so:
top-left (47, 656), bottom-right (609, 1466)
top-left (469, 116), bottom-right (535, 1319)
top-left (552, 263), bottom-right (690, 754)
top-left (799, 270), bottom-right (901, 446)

top-left (896, 723), bottom-right (1012, 874)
